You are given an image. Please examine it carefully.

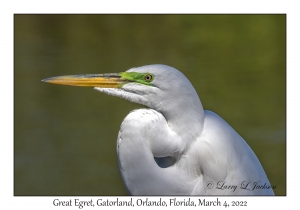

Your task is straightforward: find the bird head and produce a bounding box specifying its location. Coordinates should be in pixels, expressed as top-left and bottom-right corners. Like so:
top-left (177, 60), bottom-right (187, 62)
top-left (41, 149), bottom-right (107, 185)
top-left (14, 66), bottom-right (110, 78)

top-left (42, 64), bottom-right (200, 111)
top-left (43, 64), bottom-right (205, 138)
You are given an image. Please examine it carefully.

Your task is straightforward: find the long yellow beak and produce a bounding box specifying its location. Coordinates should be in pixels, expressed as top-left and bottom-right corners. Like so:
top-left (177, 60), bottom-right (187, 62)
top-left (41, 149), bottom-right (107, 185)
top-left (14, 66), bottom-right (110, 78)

top-left (42, 73), bottom-right (129, 88)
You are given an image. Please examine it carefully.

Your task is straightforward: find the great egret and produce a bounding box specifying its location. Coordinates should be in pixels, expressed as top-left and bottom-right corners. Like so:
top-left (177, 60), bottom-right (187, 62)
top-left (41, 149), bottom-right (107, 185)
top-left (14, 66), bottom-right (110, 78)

top-left (43, 64), bottom-right (274, 195)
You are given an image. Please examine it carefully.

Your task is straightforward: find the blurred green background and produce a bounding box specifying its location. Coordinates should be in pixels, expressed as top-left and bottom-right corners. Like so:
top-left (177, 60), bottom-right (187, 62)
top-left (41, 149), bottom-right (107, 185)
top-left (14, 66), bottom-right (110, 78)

top-left (14, 14), bottom-right (286, 196)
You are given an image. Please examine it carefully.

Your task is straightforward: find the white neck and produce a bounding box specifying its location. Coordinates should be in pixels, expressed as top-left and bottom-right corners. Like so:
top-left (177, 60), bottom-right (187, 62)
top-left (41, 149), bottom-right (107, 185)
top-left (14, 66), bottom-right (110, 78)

top-left (156, 87), bottom-right (205, 142)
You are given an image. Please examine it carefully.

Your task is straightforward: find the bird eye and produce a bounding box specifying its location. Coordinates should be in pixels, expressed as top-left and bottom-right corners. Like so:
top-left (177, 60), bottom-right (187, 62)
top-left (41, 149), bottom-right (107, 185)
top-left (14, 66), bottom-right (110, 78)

top-left (144, 74), bottom-right (154, 82)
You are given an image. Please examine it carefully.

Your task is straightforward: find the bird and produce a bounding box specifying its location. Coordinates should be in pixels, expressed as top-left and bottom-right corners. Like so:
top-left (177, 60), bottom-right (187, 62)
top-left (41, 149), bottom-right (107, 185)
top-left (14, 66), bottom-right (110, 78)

top-left (42, 64), bottom-right (274, 195)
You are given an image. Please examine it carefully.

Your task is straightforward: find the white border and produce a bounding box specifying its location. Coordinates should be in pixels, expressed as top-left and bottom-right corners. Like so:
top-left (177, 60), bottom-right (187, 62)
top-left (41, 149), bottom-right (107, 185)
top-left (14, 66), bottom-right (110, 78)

top-left (2, 0), bottom-right (298, 209)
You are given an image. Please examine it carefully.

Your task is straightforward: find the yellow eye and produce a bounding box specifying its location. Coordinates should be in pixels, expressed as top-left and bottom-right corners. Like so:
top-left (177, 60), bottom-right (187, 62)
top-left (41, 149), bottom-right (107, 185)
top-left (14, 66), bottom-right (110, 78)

top-left (144, 74), bottom-right (154, 82)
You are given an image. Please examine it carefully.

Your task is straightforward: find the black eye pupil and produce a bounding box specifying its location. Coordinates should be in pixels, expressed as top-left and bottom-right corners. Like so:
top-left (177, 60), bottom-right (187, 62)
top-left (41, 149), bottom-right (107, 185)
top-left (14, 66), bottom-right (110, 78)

top-left (145, 74), bottom-right (152, 81)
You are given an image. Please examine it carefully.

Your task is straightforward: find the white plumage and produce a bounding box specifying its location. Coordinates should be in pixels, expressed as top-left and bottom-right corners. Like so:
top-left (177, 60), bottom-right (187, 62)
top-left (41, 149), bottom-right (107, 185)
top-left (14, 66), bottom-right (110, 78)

top-left (43, 64), bottom-right (274, 195)
top-left (95, 65), bottom-right (274, 195)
